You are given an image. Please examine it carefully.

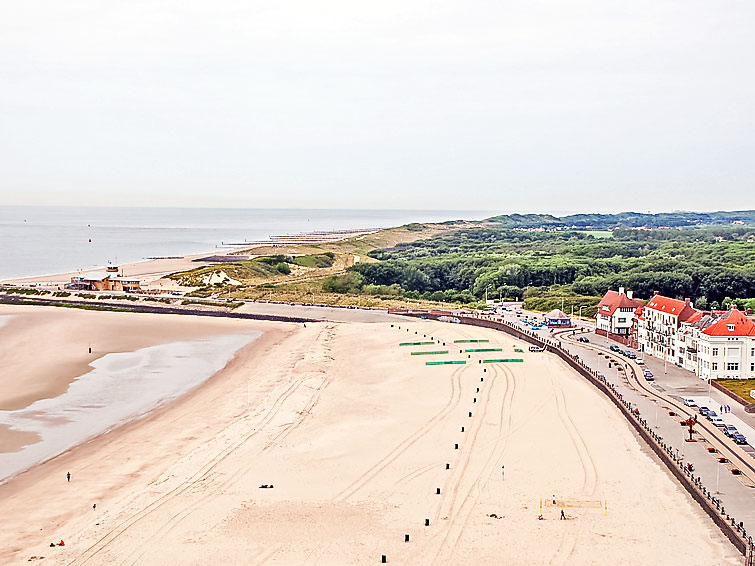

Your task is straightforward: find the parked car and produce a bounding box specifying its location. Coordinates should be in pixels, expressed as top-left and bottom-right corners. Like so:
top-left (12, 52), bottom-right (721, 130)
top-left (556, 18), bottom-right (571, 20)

top-left (635, 357), bottom-right (644, 364)
top-left (529, 345), bottom-right (545, 352)
top-left (710, 417), bottom-right (726, 428)
top-left (706, 410), bottom-right (719, 421)
top-left (683, 398), bottom-right (697, 407)
top-left (698, 406), bottom-right (710, 416)
top-left (627, 352), bottom-right (637, 359)
top-left (733, 434), bottom-right (748, 445)
top-left (610, 345), bottom-right (621, 352)
top-left (723, 425), bottom-right (738, 437)
top-left (644, 373), bottom-right (655, 381)
top-left (577, 337), bottom-right (589, 343)
top-left (643, 370), bottom-right (654, 379)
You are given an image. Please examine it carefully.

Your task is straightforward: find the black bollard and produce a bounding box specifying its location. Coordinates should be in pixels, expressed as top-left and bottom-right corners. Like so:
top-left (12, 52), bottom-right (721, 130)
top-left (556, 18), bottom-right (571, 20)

top-left (446, 463), bottom-right (450, 469)
top-left (382, 555), bottom-right (387, 563)
top-left (436, 488), bottom-right (441, 494)
top-left (476, 387), bottom-right (479, 392)
top-left (484, 368), bottom-right (487, 372)
top-left (473, 398), bottom-right (476, 403)
top-left (425, 519), bottom-right (430, 526)
top-left (405, 534), bottom-right (409, 542)
top-left (461, 426), bottom-right (465, 432)
top-left (481, 377), bottom-right (484, 382)
top-left (455, 443), bottom-right (459, 449)
top-left (88, 347), bottom-right (92, 354)
top-left (469, 411), bottom-right (472, 417)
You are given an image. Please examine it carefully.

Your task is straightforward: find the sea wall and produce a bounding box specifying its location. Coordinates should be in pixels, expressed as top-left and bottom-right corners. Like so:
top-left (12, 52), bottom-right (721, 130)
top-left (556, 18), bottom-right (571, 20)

top-left (396, 311), bottom-right (753, 557)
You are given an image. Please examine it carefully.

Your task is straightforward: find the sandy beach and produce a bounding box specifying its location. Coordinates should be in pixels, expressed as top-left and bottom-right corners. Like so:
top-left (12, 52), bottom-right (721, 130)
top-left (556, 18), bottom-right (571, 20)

top-left (0, 309), bottom-right (741, 565)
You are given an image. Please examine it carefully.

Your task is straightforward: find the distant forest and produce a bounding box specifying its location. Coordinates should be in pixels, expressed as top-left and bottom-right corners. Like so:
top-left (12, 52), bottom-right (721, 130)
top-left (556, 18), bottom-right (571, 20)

top-left (322, 212), bottom-right (755, 314)
top-left (486, 210), bottom-right (755, 230)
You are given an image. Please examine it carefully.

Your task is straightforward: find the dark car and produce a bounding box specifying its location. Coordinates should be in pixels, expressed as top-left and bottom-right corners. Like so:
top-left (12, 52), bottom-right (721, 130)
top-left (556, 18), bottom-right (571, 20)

top-left (706, 410), bottom-right (719, 421)
top-left (723, 425), bottom-right (738, 437)
top-left (644, 373), bottom-right (655, 381)
top-left (644, 370), bottom-right (654, 379)
top-left (610, 344), bottom-right (621, 352)
top-left (627, 352), bottom-right (637, 359)
top-left (698, 406), bottom-right (710, 416)
top-left (577, 337), bottom-right (589, 343)
top-left (733, 434), bottom-right (748, 445)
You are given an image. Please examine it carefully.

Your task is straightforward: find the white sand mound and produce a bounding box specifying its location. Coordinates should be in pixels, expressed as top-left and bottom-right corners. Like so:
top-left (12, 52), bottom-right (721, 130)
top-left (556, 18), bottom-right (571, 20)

top-left (202, 270), bottom-right (241, 286)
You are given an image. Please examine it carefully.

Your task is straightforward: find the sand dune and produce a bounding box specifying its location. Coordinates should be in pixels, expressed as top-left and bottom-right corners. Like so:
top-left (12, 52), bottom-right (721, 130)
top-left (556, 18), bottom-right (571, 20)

top-left (0, 312), bottom-right (741, 564)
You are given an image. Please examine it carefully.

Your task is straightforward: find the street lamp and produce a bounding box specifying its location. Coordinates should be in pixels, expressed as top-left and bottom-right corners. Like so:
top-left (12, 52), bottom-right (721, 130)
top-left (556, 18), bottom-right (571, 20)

top-left (579, 305), bottom-right (588, 320)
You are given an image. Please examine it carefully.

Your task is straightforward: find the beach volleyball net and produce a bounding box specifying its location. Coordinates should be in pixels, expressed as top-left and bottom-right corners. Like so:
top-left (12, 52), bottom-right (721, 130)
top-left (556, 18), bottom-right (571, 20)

top-left (541, 498), bottom-right (607, 514)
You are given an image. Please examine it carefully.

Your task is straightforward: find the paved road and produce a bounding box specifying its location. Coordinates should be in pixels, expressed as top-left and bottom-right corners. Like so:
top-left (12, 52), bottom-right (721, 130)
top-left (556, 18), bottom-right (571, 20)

top-left (236, 301), bottom-right (408, 323)
top-left (488, 305), bottom-right (755, 533)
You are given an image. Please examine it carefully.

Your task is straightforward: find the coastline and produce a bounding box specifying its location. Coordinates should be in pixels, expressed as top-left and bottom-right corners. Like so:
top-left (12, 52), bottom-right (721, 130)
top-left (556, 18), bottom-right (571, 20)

top-left (0, 316), bottom-right (741, 564)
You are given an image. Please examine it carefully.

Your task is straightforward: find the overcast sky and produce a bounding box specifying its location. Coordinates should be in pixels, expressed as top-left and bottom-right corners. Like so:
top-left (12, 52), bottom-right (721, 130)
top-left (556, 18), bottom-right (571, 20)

top-left (1, 1), bottom-right (754, 212)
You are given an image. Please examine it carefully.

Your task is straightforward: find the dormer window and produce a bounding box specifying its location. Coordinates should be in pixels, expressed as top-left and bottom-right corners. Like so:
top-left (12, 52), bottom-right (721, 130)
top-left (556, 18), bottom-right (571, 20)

top-left (727, 324), bottom-right (735, 332)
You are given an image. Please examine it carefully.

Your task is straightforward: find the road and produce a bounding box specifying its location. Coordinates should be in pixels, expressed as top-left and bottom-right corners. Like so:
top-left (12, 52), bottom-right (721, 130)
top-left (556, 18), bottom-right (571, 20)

top-left (489, 305), bottom-right (755, 534)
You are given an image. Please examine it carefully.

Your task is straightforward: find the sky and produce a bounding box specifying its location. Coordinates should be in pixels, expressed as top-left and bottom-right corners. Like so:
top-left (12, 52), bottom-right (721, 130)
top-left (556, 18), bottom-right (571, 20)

top-left (1, 1), bottom-right (754, 213)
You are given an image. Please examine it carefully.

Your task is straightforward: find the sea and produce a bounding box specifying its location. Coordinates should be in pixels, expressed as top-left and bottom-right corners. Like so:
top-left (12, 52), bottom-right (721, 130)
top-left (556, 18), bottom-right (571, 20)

top-left (0, 330), bottom-right (259, 482)
top-left (0, 206), bottom-right (498, 281)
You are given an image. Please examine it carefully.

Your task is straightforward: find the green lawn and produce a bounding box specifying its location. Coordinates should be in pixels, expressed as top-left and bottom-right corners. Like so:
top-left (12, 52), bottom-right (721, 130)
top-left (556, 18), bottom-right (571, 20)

top-left (579, 230), bottom-right (613, 239)
top-left (716, 379), bottom-right (755, 403)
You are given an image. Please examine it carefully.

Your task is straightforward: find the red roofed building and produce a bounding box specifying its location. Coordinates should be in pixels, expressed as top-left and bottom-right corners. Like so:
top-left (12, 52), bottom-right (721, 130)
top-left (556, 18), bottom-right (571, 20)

top-left (596, 287), bottom-right (644, 338)
top-left (637, 292), bottom-right (700, 364)
top-left (693, 308), bottom-right (755, 380)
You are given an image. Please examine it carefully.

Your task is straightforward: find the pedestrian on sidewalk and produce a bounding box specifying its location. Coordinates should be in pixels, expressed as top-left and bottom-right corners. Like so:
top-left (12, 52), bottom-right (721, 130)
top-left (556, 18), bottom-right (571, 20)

top-left (66, 472), bottom-right (70, 482)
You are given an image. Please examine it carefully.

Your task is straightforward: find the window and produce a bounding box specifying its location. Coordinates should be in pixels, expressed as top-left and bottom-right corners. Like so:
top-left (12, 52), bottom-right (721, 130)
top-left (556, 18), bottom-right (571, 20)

top-left (712, 363), bottom-right (718, 371)
top-left (712, 348), bottom-right (718, 356)
top-left (751, 363), bottom-right (754, 372)
top-left (726, 362), bottom-right (739, 371)
top-left (618, 318), bottom-right (626, 323)
top-left (727, 324), bottom-right (735, 332)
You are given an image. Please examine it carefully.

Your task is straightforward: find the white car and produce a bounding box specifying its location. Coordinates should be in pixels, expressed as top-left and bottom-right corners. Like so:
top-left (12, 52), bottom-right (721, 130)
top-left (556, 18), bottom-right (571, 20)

top-left (635, 358), bottom-right (644, 365)
top-left (710, 417), bottom-right (726, 428)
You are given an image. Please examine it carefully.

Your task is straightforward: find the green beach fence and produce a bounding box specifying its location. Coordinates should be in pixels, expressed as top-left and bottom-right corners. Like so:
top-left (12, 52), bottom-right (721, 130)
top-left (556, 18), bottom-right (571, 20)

top-left (453, 339), bottom-right (490, 343)
top-left (400, 341), bottom-right (435, 346)
top-left (411, 350), bottom-right (449, 356)
top-left (483, 359), bottom-right (523, 363)
top-left (426, 360), bottom-right (467, 366)
top-left (464, 348), bottom-right (502, 352)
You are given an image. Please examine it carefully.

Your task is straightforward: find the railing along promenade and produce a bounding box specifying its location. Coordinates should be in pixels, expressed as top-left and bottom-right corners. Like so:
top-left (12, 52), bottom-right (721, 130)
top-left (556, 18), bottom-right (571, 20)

top-left (390, 309), bottom-right (755, 561)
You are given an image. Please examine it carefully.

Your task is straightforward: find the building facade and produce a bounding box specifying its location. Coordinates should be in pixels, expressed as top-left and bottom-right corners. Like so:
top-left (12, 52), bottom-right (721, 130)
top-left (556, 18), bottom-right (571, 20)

top-left (636, 293), bottom-right (699, 363)
top-left (692, 309), bottom-right (755, 380)
top-left (596, 287), bottom-right (644, 336)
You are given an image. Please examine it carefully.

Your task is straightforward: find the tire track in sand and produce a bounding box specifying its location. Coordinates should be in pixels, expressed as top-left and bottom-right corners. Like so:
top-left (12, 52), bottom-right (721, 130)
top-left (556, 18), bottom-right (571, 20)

top-left (71, 325), bottom-right (335, 566)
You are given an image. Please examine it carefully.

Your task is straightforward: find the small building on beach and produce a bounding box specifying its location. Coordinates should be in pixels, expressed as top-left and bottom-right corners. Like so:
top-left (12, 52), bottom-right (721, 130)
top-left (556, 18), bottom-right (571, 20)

top-left (70, 270), bottom-right (141, 292)
top-left (545, 309), bottom-right (571, 327)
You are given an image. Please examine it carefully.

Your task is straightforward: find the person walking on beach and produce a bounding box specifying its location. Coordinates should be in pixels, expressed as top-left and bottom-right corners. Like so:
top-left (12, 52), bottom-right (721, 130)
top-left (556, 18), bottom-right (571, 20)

top-left (501, 465), bottom-right (504, 480)
top-left (67, 472), bottom-right (70, 482)
top-left (560, 510), bottom-right (566, 520)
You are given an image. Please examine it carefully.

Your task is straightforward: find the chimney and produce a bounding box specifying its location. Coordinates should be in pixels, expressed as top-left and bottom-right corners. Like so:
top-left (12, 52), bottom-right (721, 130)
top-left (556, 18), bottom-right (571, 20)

top-left (627, 290), bottom-right (633, 300)
top-left (654, 291), bottom-right (660, 296)
top-left (619, 286), bottom-right (625, 296)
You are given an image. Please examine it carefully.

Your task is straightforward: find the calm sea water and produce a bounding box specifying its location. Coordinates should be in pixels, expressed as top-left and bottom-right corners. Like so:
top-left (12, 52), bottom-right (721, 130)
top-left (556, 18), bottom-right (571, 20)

top-left (0, 331), bottom-right (258, 482)
top-left (0, 206), bottom-right (496, 280)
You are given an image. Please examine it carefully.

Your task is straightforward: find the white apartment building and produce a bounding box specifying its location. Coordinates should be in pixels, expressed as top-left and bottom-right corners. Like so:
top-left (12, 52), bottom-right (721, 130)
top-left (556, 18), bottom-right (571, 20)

top-left (692, 309), bottom-right (755, 381)
top-left (637, 293), bottom-right (699, 364)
